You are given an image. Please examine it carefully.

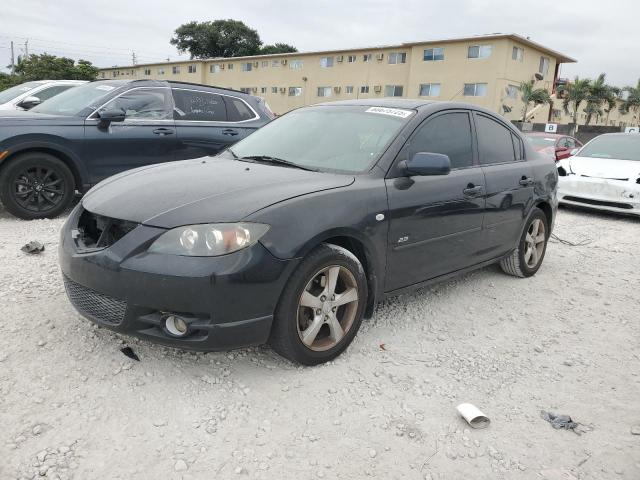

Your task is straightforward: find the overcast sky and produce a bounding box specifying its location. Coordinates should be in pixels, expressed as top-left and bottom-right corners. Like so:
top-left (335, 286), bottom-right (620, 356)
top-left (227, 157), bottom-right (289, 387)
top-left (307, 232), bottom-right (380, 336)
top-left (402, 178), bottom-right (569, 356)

top-left (2, 0), bottom-right (638, 86)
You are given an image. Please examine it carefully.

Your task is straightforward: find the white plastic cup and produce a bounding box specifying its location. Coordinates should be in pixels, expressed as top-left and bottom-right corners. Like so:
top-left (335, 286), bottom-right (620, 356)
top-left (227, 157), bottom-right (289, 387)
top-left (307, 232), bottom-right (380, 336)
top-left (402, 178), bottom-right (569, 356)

top-left (457, 403), bottom-right (490, 429)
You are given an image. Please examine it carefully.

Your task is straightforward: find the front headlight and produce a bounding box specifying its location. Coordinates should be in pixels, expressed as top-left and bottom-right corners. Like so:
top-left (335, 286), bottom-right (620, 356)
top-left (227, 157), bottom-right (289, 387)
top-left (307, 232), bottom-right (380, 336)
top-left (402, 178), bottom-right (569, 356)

top-left (148, 223), bottom-right (270, 256)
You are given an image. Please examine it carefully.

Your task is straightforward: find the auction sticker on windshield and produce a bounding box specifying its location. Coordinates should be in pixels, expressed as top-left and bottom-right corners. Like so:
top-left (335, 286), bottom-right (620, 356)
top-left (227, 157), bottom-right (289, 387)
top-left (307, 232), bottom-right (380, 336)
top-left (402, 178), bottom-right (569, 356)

top-left (95, 85), bottom-right (116, 91)
top-left (365, 107), bottom-right (413, 118)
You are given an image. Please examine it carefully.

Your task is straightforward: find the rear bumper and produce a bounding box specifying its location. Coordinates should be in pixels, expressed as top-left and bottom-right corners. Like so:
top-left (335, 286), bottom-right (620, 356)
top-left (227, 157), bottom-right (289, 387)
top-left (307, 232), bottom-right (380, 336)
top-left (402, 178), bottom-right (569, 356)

top-left (59, 206), bottom-right (299, 351)
top-left (558, 176), bottom-right (640, 216)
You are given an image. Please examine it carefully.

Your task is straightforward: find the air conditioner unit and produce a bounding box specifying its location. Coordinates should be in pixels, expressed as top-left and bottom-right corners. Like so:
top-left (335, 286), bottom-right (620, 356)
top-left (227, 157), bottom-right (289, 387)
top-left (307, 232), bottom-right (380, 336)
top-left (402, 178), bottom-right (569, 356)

top-left (279, 87), bottom-right (286, 93)
top-left (374, 85), bottom-right (382, 93)
top-left (252, 87), bottom-right (258, 93)
top-left (376, 53), bottom-right (384, 61)
top-left (254, 62), bottom-right (259, 68)
top-left (281, 59), bottom-right (288, 65)
top-left (334, 86), bottom-right (341, 93)
top-left (336, 55), bottom-right (344, 62)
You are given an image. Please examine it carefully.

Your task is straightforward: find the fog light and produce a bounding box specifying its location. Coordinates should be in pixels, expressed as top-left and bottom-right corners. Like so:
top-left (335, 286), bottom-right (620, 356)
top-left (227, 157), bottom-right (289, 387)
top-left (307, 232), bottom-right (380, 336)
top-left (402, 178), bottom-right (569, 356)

top-left (164, 314), bottom-right (189, 337)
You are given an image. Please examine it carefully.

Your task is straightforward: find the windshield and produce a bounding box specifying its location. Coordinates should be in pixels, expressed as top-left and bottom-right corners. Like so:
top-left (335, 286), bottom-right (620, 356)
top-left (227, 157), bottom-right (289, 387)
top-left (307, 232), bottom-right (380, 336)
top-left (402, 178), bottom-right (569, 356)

top-left (229, 105), bottom-right (413, 173)
top-left (578, 135), bottom-right (640, 161)
top-left (31, 81), bottom-right (125, 117)
top-left (0, 81), bottom-right (43, 104)
top-left (526, 135), bottom-right (556, 149)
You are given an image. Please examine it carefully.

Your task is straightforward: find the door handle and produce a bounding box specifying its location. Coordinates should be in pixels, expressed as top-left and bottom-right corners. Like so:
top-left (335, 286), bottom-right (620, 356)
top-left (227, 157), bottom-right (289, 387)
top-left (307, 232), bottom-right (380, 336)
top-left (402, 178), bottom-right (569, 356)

top-left (463, 184), bottom-right (484, 196)
top-left (519, 176), bottom-right (534, 186)
top-left (153, 128), bottom-right (174, 136)
top-left (222, 129), bottom-right (239, 136)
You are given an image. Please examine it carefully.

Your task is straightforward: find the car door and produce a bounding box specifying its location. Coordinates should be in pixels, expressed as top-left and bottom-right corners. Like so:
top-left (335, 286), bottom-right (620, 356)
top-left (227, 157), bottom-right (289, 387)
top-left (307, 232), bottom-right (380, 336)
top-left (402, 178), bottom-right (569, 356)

top-left (473, 112), bottom-right (534, 260)
top-left (172, 88), bottom-right (255, 160)
top-left (83, 87), bottom-right (176, 183)
top-left (384, 110), bottom-right (486, 292)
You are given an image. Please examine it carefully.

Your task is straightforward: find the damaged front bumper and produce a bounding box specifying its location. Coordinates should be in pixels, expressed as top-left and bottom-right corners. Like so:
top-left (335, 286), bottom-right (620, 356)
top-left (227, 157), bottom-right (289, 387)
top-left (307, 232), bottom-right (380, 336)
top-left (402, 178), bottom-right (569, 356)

top-left (557, 175), bottom-right (640, 216)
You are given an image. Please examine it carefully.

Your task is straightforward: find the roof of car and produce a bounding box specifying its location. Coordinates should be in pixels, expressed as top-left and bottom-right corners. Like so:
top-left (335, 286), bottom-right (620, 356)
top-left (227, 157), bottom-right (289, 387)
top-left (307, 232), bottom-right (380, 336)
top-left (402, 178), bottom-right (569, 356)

top-left (314, 99), bottom-right (447, 109)
top-left (525, 132), bottom-right (565, 138)
top-left (598, 132), bottom-right (640, 137)
top-left (93, 78), bottom-right (247, 96)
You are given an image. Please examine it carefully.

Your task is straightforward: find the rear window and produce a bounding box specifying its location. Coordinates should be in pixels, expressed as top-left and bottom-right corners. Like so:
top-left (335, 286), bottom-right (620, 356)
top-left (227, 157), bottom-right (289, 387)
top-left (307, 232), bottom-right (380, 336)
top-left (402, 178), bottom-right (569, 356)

top-left (172, 89), bottom-right (227, 121)
top-left (224, 96), bottom-right (256, 121)
top-left (579, 135), bottom-right (640, 161)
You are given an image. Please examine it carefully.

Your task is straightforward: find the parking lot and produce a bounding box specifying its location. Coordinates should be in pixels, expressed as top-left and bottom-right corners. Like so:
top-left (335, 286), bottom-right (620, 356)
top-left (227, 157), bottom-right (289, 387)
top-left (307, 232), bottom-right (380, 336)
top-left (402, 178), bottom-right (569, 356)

top-left (1, 204), bottom-right (639, 480)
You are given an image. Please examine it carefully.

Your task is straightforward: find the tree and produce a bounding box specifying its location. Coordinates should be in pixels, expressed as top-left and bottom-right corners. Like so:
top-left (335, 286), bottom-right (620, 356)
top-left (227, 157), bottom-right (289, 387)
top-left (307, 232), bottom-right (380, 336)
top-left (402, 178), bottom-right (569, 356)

top-left (518, 80), bottom-right (551, 122)
top-left (260, 43), bottom-right (297, 55)
top-left (558, 76), bottom-right (592, 125)
top-left (583, 73), bottom-right (618, 125)
top-left (13, 54), bottom-right (98, 81)
top-left (170, 20), bottom-right (263, 58)
top-left (619, 78), bottom-right (640, 120)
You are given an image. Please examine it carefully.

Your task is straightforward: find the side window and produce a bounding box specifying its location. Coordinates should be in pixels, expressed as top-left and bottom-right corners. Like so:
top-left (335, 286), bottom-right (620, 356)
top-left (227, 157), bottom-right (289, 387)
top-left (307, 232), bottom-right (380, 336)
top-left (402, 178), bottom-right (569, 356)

top-left (100, 88), bottom-right (171, 120)
top-left (476, 114), bottom-right (516, 164)
top-left (172, 89), bottom-right (227, 121)
top-left (224, 96), bottom-right (256, 122)
top-left (402, 112), bottom-right (474, 169)
top-left (564, 137), bottom-right (576, 149)
top-left (34, 85), bottom-right (73, 101)
top-left (511, 133), bottom-right (524, 160)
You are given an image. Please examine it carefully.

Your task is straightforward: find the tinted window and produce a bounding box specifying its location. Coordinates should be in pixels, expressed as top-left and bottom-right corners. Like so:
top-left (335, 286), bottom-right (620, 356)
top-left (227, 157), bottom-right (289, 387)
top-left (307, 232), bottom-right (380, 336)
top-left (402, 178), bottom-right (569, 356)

top-left (224, 96), bottom-right (255, 121)
top-left (172, 89), bottom-right (227, 121)
top-left (100, 88), bottom-right (171, 120)
top-left (511, 133), bottom-right (524, 160)
top-left (403, 112), bottom-right (474, 169)
top-left (476, 115), bottom-right (516, 164)
top-left (35, 85), bottom-right (74, 102)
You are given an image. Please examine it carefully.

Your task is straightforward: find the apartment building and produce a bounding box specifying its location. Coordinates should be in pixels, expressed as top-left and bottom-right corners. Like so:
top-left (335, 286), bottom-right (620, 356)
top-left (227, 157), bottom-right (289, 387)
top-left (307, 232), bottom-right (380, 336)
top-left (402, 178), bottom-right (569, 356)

top-left (99, 33), bottom-right (575, 122)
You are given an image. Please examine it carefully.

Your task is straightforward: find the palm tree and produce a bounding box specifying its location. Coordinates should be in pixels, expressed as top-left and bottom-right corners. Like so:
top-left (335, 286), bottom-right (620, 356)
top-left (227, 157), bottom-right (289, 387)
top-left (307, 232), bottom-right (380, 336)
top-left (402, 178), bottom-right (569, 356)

top-left (519, 80), bottom-right (551, 123)
top-left (558, 76), bottom-right (591, 126)
top-left (583, 73), bottom-right (618, 125)
top-left (619, 79), bottom-right (640, 122)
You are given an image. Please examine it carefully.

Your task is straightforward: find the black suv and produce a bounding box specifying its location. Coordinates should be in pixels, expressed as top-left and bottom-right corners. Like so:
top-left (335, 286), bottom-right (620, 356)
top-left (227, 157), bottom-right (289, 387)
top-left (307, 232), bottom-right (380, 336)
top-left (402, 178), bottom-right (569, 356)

top-left (0, 80), bottom-right (273, 219)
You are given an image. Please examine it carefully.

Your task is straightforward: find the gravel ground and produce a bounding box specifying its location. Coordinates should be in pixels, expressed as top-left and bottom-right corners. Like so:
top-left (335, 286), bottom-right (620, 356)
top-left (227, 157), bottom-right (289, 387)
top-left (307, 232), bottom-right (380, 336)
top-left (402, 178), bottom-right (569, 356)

top-left (1, 204), bottom-right (639, 480)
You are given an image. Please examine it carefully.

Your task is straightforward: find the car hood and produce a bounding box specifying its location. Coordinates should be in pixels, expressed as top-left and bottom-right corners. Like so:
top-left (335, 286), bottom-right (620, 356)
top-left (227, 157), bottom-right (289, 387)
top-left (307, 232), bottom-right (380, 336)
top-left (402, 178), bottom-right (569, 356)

top-left (82, 157), bottom-right (355, 228)
top-left (0, 109), bottom-right (84, 126)
top-left (564, 156), bottom-right (640, 181)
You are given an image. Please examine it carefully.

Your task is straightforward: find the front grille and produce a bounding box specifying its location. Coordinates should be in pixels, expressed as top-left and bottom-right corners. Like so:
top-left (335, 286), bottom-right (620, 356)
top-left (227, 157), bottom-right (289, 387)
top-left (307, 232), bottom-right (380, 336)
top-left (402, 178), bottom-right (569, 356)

top-left (73, 208), bottom-right (137, 251)
top-left (63, 275), bottom-right (127, 326)
top-left (563, 196), bottom-right (633, 210)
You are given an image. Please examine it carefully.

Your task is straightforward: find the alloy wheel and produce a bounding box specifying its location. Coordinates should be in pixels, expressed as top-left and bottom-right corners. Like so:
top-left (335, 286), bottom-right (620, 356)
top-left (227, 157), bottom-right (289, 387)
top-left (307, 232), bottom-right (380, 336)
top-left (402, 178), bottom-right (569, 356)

top-left (12, 166), bottom-right (66, 213)
top-left (524, 218), bottom-right (546, 268)
top-left (296, 265), bottom-right (359, 352)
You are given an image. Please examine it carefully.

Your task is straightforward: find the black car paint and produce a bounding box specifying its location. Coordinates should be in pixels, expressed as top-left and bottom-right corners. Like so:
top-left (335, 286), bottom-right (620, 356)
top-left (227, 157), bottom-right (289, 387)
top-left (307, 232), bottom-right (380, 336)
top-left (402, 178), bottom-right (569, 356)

top-left (0, 80), bottom-right (270, 191)
top-left (60, 100), bottom-right (558, 352)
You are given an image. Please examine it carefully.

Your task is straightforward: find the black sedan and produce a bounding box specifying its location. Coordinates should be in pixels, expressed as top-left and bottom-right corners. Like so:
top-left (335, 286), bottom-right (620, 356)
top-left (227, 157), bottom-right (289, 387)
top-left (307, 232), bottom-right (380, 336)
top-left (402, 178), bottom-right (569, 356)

top-left (60, 100), bottom-right (558, 365)
top-left (0, 79), bottom-right (272, 220)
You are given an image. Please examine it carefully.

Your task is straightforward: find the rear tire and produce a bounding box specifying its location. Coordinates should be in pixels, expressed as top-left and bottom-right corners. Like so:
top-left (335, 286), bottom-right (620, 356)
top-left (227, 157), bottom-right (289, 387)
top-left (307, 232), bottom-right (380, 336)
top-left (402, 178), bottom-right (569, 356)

top-left (0, 152), bottom-right (75, 220)
top-left (269, 244), bottom-right (367, 365)
top-left (500, 207), bottom-right (549, 278)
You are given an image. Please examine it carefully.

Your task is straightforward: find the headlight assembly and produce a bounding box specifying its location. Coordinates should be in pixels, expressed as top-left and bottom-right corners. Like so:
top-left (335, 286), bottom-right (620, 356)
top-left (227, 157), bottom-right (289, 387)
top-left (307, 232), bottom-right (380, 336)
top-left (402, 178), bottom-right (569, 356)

top-left (148, 223), bottom-right (270, 256)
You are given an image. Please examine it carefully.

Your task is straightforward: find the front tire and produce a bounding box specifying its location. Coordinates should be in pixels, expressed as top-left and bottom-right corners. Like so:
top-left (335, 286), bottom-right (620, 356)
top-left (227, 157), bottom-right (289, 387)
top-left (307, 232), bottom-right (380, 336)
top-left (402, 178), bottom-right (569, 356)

top-left (0, 152), bottom-right (75, 220)
top-left (269, 244), bottom-right (368, 365)
top-left (500, 207), bottom-right (549, 278)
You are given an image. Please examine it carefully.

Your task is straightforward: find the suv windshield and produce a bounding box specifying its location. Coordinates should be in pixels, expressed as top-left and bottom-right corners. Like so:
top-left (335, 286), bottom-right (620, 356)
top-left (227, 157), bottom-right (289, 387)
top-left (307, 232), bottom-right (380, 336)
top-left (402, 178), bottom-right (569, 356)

top-left (31, 81), bottom-right (125, 117)
top-left (0, 81), bottom-right (43, 104)
top-left (579, 135), bottom-right (640, 161)
top-left (229, 105), bottom-right (413, 173)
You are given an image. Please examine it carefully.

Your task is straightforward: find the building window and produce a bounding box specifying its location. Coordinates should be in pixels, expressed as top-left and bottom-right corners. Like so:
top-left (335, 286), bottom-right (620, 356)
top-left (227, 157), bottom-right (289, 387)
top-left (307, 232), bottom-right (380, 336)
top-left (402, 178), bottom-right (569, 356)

top-left (262, 60), bottom-right (269, 68)
top-left (468, 45), bottom-right (492, 59)
top-left (423, 48), bottom-right (444, 61)
top-left (271, 60), bottom-right (281, 67)
top-left (271, 87), bottom-right (278, 94)
top-left (388, 52), bottom-right (407, 64)
top-left (260, 87), bottom-right (267, 94)
top-left (112, 71), bottom-right (117, 78)
top-left (506, 84), bottom-right (518, 99)
top-left (289, 87), bottom-right (302, 97)
top-left (210, 64), bottom-right (221, 73)
top-left (239, 87), bottom-right (252, 94)
top-left (363, 54), bottom-right (372, 62)
top-left (317, 86), bottom-right (332, 97)
top-left (228, 63), bottom-right (234, 70)
top-left (188, 64), bottom-right (197, 73)
top-left (100, 72), bottom-right (105, 78)
top-left (289, 60), bottom-right (303, 70)
top-left (419, 83), bottom-right (441, 97)
top-left (157, 68), bottom-right (165, 75)
top-left (172, 66), bottom-right (180, 74)
top-left (512, 46), bottom-right (524, 62)
top-left (241, 62), bottom-right (252, 72)
top-left (463, 83), bottom-right (488, 96)
top-left (347, 55), bottom-right (356, 63)
top-left (360, 85), bottom-right (369, 94)
top-left (345, 86), bottom-right (354, 94)
top-left (320, 57), bottom-right (334, 68)
top-left (384, 85), bottom-right (404, 97)
top-left (553, 109), bottom-right (562, 119)
top-left (539, 56), bottom-right (550, 77)
top-left (144, 68), bottom-right (151, 76)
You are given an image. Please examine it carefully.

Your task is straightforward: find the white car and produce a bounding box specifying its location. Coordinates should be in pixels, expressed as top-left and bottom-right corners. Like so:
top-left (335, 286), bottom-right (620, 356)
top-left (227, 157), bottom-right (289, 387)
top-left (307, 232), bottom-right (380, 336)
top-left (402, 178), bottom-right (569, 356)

top-left (557, 133), bottom-right (640, 216)
top-left (0, 80), bottom-right (86, 111)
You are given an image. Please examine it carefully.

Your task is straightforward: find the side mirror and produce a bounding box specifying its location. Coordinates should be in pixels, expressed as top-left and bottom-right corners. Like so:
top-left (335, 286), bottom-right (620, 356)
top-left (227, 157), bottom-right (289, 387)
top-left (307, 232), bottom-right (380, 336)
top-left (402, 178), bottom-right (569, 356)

top-left (97, 108), bottom-right (126, 128)
top-left (17, 96), bottom-right (41, 110)
top-left (403, 152), bottom-right (451, 176)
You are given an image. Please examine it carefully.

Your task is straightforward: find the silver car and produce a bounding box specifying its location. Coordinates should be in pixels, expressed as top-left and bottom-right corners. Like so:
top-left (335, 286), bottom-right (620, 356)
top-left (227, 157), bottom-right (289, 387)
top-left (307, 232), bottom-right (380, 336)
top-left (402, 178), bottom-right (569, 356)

top-left (0, 80), bottom-right (86, 111)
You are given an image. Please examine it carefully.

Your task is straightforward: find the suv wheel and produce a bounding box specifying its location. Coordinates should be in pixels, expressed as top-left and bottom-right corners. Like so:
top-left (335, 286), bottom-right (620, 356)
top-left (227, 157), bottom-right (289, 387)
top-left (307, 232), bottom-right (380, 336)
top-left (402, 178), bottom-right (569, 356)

top-left (269, 244), bottom-right (367, 365)
top-left (0, 152), bottom-right (75, 220)
top-left (500, 207), bottom-right (549, 278)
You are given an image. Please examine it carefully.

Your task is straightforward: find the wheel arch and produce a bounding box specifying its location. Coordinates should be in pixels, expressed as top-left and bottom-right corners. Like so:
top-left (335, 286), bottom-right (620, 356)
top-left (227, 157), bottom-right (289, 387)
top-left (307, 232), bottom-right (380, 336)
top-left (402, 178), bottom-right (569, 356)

top-left (535, 200), bottom-right (553, 230)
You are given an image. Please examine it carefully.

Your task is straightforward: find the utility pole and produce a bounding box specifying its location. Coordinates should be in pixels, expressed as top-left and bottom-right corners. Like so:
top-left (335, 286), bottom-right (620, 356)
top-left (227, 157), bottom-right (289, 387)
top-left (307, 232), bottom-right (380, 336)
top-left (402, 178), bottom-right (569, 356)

top-left (10, 41), bottom-right (15, 74)
top-left (24, 39), bottom-right (29, 59)
top-left (131, 51), bottom-right (137, 65)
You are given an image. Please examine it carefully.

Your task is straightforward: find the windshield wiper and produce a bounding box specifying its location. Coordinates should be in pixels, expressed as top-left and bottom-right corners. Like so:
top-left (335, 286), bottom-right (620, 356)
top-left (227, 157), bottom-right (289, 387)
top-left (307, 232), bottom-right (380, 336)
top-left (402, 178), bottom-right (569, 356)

top-left (240, 155), bottom-right (318, 172)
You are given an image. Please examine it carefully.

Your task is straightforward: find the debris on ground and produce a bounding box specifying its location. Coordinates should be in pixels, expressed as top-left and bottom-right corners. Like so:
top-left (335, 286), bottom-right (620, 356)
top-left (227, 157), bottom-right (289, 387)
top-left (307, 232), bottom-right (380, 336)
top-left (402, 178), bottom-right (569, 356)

top-left (631, 425), bottom-right (640, 435)
top-left (457, 403), bottom-right (490, 429)
top-left (540, 411), bottom-right (585, 434)
top-left (20, 241), bottom-right (45, 254)
top-left (120, 346), bottom-right (140, 361)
